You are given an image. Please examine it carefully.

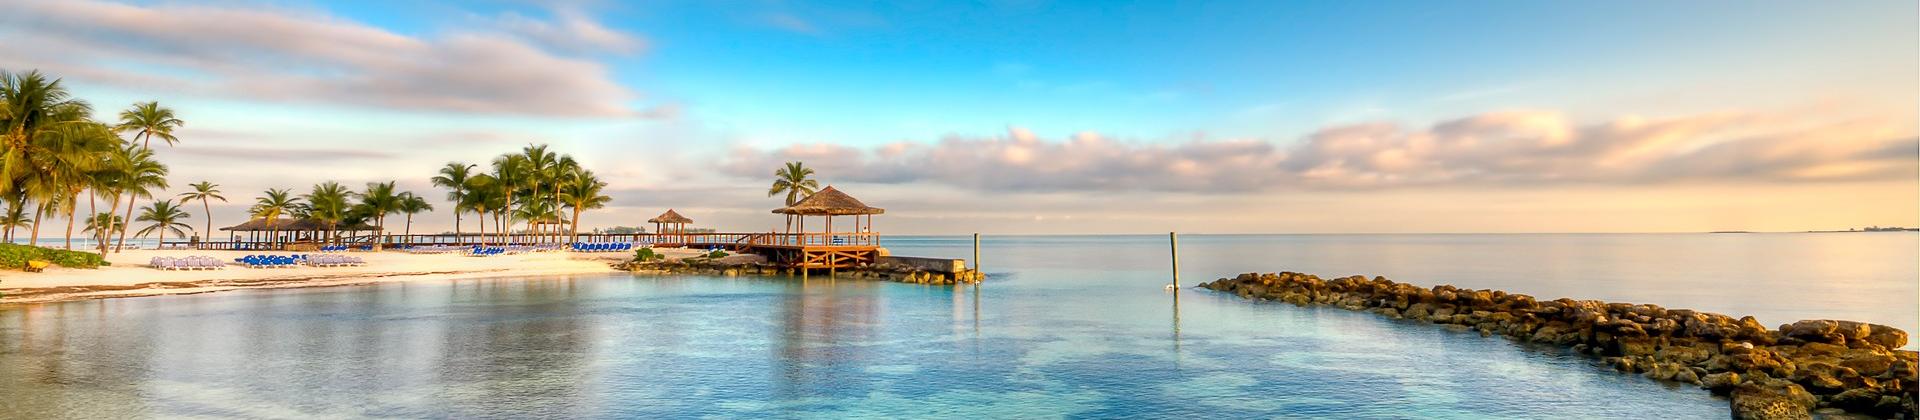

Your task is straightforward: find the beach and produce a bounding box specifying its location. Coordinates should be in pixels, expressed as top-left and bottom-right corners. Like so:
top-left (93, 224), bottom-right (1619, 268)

top-left (0, 248), bottom-right (701, 304)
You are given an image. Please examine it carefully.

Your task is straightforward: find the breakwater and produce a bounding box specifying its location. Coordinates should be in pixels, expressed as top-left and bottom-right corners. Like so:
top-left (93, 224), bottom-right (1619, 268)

top-left (1199, 272), bottom-right (1916, 419)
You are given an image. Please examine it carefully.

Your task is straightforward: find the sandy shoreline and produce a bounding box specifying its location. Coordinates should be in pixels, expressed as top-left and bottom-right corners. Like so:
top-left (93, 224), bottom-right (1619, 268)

top-left (0, 248), bottom-right (691, 304)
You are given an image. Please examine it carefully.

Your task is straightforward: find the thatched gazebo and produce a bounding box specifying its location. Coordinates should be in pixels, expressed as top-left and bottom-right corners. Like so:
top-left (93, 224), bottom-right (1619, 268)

top-left (772, 186), bottom-right (883, 246)
top-left (220, 218), bottom-right (381, 246)
top-left (649, 209), bottom-right (693, 242)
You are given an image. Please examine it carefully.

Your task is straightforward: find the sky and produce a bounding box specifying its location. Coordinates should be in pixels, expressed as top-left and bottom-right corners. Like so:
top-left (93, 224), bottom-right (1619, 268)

top-left (2, 0), bottom-right (1915, 235)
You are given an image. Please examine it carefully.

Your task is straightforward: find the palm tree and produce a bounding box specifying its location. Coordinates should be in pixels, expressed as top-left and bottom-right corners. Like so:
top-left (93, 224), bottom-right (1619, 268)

top-left (489, 155), bottom-right (525, 243)
top-left (519, 144), bottom-right (557, 241)
top-left (0, 200), bottom-right (27, 243)
top-left (110, 145), bottom-right (167, 252)
top-left (2, 70), bottom-right (92, 196)
top-left (430, 162), bottom-right (474, 242)
top-left (356, 181), bottom-right (399, 244)
top-left (82, 212), bottom-right (123, 247)
top-left (460, 175), bottom-right (497, 245)
top-left (249, 189), bottom-right (299, 243)
top-left (768, 161), bottom-right (820, 206)
top-left (769, 161), bottom-right (820, 233)
top-left (557, 167), bottom-right (611, 243)
top-left (134, 199), bottom-right (192, 246)
top-left (303, 182), bottom-right (351, 242)
top-left (396, 193), bottom-right (432, 237)
top-left (178, 181), bottom-right (224, 243)
top-left (41, 121), bottom-right (117, 250)
top-left (115, 101), bottom-right (184, 150)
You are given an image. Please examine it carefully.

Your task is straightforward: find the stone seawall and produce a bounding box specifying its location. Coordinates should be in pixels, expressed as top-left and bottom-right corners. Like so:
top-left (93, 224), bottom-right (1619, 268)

top-left (1199, 272), bottom-right (1916, 419)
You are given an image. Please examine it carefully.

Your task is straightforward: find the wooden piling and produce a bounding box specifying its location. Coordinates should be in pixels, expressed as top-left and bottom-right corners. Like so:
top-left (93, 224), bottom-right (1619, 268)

top-left (1169, 231), bottom-right (1180, 288)
top-left (973, 233), bottom-right (981, 272)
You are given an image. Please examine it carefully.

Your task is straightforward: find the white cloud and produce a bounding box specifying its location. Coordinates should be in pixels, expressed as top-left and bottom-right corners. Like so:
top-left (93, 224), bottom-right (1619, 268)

top-left (725, 108), bottom-right (1917, 192)
top-left (0, 0), bottom-right (653, 118)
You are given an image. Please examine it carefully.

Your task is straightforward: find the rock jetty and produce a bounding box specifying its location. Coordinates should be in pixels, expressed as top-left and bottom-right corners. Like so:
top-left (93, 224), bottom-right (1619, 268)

top-left (1199, 272), bottom-right (1916, 419)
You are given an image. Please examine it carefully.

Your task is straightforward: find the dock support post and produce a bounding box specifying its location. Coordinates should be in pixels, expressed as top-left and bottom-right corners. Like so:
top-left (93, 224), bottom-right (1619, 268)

top-left (973, 233), bottom-right (981, 272)
top-left (1169, 232), bottom-right (1179, 288)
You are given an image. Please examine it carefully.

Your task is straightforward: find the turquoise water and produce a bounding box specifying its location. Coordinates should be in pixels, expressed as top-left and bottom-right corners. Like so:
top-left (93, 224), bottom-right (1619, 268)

top-left (3, 233), bottom-right (1914, 418)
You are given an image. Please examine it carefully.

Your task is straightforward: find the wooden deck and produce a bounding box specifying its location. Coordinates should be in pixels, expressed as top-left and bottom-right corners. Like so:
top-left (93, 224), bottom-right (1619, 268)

top-left (163, 232), bottom-right (884, 270)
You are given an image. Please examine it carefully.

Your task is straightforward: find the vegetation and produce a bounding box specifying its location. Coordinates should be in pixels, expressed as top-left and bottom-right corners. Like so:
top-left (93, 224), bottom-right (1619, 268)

top-left (634, 247), bottom-right (663, 262)
top-left (768, 161), bottom-right (819, 206)
top-left (3, 69), bottom-right (175, 252)
top-left (3, 69), bottom-right (627, 254)
top-left (177, 181), bottom-right (225, 241)
top-left (134, 199), bottom-right (192, 245)
top-left (0, 243), bottom-right (107, 269)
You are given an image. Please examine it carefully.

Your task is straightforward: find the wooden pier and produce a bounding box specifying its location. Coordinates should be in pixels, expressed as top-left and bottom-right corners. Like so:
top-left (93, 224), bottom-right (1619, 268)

top-left (164, 185), bottom-right (893, 271)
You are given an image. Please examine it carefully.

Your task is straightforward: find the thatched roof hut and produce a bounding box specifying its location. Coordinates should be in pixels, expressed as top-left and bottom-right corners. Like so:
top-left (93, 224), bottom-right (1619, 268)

top-left (648, 209), bottom-right (693, 224)
top-left (220, 218), bottom-right (380, 232)
top-left (771, 186), bottom-right (884, 216)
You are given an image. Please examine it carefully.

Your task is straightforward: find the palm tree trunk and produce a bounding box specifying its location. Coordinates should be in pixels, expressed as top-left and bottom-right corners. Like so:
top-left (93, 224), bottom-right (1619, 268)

top-left (405, 214), bottom-right (413, 237)
top-left (569, 206), bottom-right (582, 244)
top-left (89, 192), bottom-right (105, 255)
top-left (63, 193), bottom-right (78, 250)
top-left (30, 207), bottom-right (44, 246)
top-left (476, 209), bottom-right (486, 246)
top-left (115, 192), bottom-right (136, 252)
top-left (201, 199), bottom-right (212, 245)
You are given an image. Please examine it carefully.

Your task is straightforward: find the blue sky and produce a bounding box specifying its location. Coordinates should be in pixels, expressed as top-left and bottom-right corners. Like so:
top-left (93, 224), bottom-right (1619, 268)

top-left (3, 0), bottom-right (1915, 234)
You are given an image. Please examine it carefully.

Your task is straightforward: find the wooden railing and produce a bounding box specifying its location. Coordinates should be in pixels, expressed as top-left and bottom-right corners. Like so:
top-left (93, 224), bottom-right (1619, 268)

top-left (163, 232), bottom-right (883, 249)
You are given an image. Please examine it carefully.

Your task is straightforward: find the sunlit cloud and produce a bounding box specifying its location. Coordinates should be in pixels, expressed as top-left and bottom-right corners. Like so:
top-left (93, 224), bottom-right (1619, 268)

top-left (0, 0), bottom-right (655, 117)
top-left (725, 107), bottom-right (1917, 192)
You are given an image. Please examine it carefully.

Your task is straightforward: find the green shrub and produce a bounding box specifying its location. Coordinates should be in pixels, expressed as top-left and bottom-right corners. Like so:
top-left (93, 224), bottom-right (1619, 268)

top-left (707, 249), bottom-right (729, 259)
top-left (0, 243), bottom-right (109, 270)
top-left (634, 248), bottom-right (663, 262)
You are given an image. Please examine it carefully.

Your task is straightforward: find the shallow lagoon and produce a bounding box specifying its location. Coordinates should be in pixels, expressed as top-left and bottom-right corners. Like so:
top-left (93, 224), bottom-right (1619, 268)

top-left (4, 233), bottom-right (1913, 418)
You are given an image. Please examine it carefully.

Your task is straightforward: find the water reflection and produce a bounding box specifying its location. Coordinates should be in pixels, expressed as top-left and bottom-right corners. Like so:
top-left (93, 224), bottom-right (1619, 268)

top-left (772, 279), bottom-right (880, 401)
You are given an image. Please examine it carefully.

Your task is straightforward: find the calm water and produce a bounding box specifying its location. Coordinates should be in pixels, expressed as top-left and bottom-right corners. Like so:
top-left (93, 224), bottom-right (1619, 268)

top-left (2, 233), bottom-right (1914, 418)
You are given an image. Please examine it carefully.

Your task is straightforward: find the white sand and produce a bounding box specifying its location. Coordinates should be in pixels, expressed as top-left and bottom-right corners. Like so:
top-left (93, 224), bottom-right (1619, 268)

top-left (0, 248), bottom-right (704, 304)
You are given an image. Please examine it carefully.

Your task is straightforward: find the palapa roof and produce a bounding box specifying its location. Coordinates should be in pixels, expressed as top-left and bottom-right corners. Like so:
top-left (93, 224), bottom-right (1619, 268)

top-left (220, 218), bottom-right (380, 232)
top-left (648, 209), bottom-right (693, 224)
top-left (771, 186), bottom-right (884, 216)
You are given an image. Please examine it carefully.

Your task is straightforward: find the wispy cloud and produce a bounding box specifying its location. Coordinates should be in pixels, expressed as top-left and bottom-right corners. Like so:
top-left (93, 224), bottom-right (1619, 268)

top-left (0, 0), bottom-right (656, 118)
top-left (724, 107), bottom-right (1917, 192)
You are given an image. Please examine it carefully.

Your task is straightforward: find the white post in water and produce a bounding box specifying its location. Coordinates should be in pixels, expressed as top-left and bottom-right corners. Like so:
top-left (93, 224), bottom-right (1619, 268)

top-left (973, 233), bottom-right (981, 272)
top-left (1169, 232), bottom-right (1180, 288)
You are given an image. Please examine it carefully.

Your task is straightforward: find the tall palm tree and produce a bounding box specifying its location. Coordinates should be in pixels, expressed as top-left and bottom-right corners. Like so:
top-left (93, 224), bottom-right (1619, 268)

top-left (249, 188), bottom-right (299, 240)
top-left (769, 161), bottom-right (819, 233)
top-left (110, 145), bottom-right (167, 252)
top-left (303, 182), bottom-right (351, 242)
top-left (82, 212), bottom-right (124, 248)
top-left (2, 70), bottom-right (92, 196)
top-left (356, 181), bottom-right (399, 244)
top-left (0, 200), bottom-right (26, 243)
top-left (547, 154), bottom-right (578, 242)
top-left (115, 101), bottom-right (184, 150)
top-left (40, 121), bottom-right (117, 249)
top-left (519, 144), bottom-right (557, 241)
top-left (396, 192), bottom-right (432, 237)
top-left (769, 161), bottom-right (820, 206)
top-left (178, 181), bottom-right (224, 242)
top-left (430, 162), bottom-right (474, 242)
top-left (489, 155), bottom-right (525, 243)
top-left (460, 175), bottom-right (497, 245)
top-left (557, 167), bottom-right (611, 244)
top-left (135, 199), bottom-right (192, 246)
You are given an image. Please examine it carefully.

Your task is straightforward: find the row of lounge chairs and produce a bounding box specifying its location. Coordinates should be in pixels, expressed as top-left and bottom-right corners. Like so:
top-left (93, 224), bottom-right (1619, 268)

top-left (306, 254), bottom-right (365, 267)
top-left (236, 255), bottom-right (301, 268)
top-left (571, 243), bottom-right (634, 252)
top-left (150, 256), bottom-right (226, 270)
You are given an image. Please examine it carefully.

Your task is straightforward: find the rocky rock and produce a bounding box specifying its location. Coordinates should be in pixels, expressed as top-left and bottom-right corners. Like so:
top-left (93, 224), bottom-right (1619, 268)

top-left (1702, 372), bottom-right (1743, 394)
top-left (1729, 379), bottom-right (1816, 420)
top-left (1197, 271), bottom-right (1916, 419)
